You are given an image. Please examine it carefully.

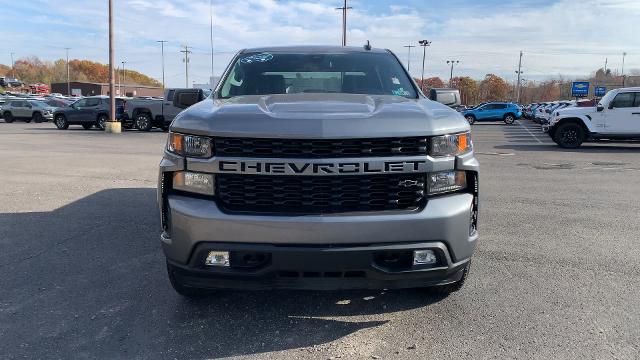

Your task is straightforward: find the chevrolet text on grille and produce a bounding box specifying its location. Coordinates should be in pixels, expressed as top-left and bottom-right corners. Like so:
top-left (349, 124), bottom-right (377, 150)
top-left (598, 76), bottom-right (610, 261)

top-left (215, 159), bottom-right (428, 175)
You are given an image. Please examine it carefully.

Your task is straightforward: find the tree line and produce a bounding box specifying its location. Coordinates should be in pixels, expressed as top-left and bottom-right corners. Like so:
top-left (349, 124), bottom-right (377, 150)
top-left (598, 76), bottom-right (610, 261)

top-left (0, 56), bottom-right (160, 88)
top-left (415, 68), bottom-right (639, 105)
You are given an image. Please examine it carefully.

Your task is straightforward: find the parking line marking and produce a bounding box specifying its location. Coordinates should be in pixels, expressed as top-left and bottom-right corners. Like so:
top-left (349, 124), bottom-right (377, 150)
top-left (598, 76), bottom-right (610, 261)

top-left (515, 120), bottom-right (543, 143)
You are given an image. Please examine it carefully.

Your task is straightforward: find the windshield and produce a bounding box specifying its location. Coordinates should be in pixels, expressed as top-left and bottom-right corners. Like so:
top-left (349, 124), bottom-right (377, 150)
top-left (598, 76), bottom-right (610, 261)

top-left (599, 90), bottom-right (616, 107)
top-left (218, 51), bottom-right (417, 99)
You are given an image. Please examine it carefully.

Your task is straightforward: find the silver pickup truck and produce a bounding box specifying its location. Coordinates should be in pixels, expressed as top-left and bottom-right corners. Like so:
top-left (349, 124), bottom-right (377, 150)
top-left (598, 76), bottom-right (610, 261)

top-left (158, 45), bottom-right (479, 296)
top-left (124, 88), bottom-right (208, 131)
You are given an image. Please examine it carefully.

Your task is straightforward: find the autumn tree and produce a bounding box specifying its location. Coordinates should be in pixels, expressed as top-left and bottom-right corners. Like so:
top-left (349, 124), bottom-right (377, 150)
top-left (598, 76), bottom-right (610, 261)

top-left (479, 74), bottom-right (511, 101)
top-left (0, 56), bottom-right (160, 87)
top-left (450, 76), bottom-right (479, 105)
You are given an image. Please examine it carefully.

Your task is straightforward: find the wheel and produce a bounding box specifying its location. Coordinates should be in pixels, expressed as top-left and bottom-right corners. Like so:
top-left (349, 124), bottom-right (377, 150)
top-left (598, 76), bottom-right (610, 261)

top-left (135, 113), bottom-right (153, 131)
top-left (54, 115), bottom-right (69, 130)
top-left (167, 262), bottom-right (209, 298)
top-left (429, 260), bottom-right (471, 296)
top-left (96, 114), bottom-right (108, 130)
top-left (553, 123), bottom-right (584, 149)
top-left (32, 112), bottom-right (43, 123)
top-left (82, 123), bottom-right (93, 130)
top-left (3, 112), bottom-right (14, 123)
top-left (465, 115), bottom-right (476, 125)
top-left (503, 114), bottom-right (515, 124)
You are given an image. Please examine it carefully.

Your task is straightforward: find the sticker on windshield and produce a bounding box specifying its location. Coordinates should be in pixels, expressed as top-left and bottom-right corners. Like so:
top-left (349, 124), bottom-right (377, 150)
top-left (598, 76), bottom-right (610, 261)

top-left (391, 77), bottom-right (401, 85)
top-left (240, 53), bottom-right (274, 64)
top-left (392, 87), bottom-right (410, 96)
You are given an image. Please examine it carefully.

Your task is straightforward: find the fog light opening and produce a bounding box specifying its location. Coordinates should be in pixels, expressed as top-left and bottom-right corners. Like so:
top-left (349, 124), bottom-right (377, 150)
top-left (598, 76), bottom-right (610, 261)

top-left (205, 251), bottom-right (230, 267)
top-left (413, 250), bottom-right (437, 266)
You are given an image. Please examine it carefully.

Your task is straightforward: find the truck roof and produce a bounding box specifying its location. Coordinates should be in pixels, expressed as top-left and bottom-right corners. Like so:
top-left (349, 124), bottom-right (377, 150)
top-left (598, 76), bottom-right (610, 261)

top-left (240, 45), bottom-right (389, 54)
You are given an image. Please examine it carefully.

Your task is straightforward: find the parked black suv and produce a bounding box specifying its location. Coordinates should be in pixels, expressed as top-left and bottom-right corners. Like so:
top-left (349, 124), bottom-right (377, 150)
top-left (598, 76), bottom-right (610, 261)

top-left (53, 96), bottom-right (126, 130)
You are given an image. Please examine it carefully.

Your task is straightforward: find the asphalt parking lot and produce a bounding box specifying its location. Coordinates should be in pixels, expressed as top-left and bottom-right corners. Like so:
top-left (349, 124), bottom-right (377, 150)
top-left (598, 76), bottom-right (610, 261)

top-left (1, 121), bottom-right (639, 359)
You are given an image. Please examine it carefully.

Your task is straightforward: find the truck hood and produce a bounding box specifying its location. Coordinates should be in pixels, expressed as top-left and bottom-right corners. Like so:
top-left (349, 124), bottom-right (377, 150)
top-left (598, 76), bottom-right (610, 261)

top-left (556, 106), bottom-right (596, 117)
top-left (170, 93), bottom-right (469, 138)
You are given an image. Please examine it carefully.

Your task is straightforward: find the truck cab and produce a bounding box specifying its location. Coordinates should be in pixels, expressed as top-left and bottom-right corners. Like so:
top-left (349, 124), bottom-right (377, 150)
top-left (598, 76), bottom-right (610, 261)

top-left (547, 87), bottom-right (640, 148)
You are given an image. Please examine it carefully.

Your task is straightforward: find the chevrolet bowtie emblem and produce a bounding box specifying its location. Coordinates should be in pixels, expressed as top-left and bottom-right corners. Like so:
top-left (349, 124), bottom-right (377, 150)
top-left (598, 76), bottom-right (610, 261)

top-left (398, 179), bottom-right (420, 187)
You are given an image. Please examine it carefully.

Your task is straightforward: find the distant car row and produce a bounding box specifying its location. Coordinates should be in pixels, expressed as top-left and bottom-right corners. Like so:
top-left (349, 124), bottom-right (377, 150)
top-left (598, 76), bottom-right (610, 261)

top-left (522, 87), bottom-right (640, 148)
top-left (2, 88), bottom-right (209, 131)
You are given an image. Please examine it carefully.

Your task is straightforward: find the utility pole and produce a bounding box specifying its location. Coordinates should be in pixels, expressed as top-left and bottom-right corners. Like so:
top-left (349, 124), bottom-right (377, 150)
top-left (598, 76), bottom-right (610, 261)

top-left (515, 50), bottom-right (523, 103)
top-left (403, 45), bottom-right (416, 72)
top-left (10, 52), bottom-right (15, 78)
top-left (105, 0), bottom-right (120, 133)
top-left (622, 52), bottom-right (627, 87)
top-left (117, 65), bottom-right (121, 95)
top-left (418, 40), bottom-right (431, 92)
top-left (335, 0), bottom-right (352, 46)
top-left (604, 58), bottom-right (608, 76)
top-left (64, 48), bottom-right (71, 96)
top-left (181, 45), bottom-right (192, 88)
top-left (157, 40), bottom-right (168, 92)
top-left (121, 61), bottom-right (127, 96)
top-left (447, 60), bottom-right (460, 86)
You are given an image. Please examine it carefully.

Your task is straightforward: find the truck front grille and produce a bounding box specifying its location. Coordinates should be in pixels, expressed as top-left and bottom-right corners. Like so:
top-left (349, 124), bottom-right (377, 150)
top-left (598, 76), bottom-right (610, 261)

top-left (214, 137), bottom-right (428, 158)
top-left (216, 174), bottom-right (426, 214)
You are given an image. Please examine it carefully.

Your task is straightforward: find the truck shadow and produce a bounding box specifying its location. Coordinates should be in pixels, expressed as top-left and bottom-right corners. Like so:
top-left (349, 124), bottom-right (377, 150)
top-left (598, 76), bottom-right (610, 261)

top-left (0, 188), bottom-right (444, 359)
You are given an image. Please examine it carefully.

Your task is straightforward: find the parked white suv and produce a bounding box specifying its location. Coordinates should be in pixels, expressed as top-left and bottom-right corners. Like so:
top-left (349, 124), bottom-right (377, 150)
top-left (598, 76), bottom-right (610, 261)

top-left (547, 87), bottom-right (640, 148)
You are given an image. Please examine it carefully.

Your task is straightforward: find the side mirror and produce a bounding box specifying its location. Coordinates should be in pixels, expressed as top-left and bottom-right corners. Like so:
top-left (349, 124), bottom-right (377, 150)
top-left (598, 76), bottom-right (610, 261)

top-left (173, 89), bottom-right (205, 109)
top-left (597, 104), bottom-right (604, 112)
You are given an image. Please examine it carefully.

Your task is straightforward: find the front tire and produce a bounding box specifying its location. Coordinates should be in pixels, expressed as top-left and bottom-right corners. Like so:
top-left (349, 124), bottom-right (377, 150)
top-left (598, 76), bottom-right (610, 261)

top-left (503, 114), bottom-right (515, 124)
top-left (135, 113), bottom-right (153, 132)
top-left (3, 112), bottom-right (14, 123)
top-left (465, 115), bottom-right (476, 125)
top-left (54, 115), bottom-right (69, 130)
top-left (96, 115), bottom-right (108, 130)
top-left (167, 262), bottom-right (209, 298)
top-left (32, 112), bottom-right (43, 123)
top-left (553, 123), bottom-right (584, 149)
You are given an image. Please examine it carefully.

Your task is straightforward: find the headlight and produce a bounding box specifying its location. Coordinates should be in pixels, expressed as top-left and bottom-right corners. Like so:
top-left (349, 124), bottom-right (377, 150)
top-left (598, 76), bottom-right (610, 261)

top-left (173, 171), bottom-right (215, 195)
top-left (429, 132), bottom-right (471, 157)
top-left (427, 171), bottom-right (467, 195)
top-left (168, 132), bottom-right (213, 158)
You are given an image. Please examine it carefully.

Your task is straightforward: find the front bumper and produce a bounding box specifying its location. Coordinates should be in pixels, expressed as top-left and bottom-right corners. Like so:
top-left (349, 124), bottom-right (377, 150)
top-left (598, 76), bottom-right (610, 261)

top-left (167, 241), bottom-right (470, 290)
top-left (159, 150), bottom-right (479, 290)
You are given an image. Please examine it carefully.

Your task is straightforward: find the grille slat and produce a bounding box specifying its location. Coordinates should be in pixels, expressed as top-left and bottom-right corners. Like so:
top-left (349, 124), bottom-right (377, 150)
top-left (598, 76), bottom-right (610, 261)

top-left (217, 174), bottom-right (426, 214)
top-left (214, 137), bottom-right (428, 158)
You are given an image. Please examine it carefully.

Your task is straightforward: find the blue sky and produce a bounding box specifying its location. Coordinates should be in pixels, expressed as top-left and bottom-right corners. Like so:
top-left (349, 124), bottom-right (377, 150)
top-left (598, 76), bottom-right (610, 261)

top-left (2, 0), bottom-right (638, 87)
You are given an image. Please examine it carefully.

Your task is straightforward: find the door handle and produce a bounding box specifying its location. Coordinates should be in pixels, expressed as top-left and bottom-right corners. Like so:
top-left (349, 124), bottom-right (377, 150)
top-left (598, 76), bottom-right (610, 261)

top-left (632, 112), bottom-right (640, 115)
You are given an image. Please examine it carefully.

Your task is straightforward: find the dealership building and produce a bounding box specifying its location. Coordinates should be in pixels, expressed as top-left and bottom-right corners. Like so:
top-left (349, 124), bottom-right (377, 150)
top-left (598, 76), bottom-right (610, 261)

top-left (50, 81), bottom-right (163, 97)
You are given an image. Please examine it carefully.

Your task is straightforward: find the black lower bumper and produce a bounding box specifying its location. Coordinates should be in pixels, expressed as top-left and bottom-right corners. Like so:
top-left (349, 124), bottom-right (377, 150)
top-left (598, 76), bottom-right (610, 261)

top-left (168, 242), bottom-right (470, 290)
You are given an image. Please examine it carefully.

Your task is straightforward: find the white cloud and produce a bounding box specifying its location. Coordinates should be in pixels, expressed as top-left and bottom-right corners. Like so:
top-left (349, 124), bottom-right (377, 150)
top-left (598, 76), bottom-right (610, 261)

top-left (2, 0), bottom-right (638, 87)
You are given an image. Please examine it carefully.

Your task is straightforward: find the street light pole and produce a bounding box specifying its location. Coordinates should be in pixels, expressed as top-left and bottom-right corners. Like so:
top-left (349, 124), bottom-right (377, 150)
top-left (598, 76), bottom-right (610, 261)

top-left (64, 48), bottom-right (71, 96)
top-left (157, 40), bottom-right (168, 92)
top-left (447, 60), bottom-right (460, 86)
top-left (105, 0), bottom-right (121, 133)
top-left (418, 40), bottom-right (431, 92)
top-left (403, 45), bottom-right (415, 72)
